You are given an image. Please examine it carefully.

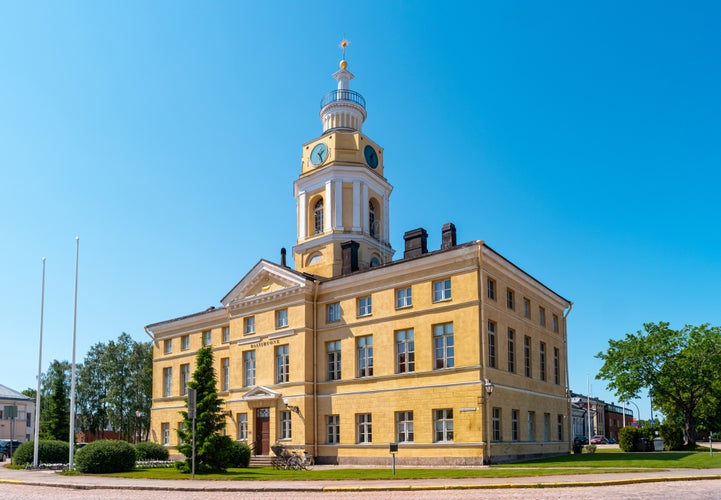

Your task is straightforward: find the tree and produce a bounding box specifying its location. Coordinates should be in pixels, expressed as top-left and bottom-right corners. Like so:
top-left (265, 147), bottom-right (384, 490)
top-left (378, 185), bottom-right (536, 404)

top-left (176, 346), bottom-right (232, 472)
top-left (42, 360), bottom-right (71, 441)
top-left (596, 322), bottom-right (721, 447)
top-left (76, 342), bottom-right (109, 437)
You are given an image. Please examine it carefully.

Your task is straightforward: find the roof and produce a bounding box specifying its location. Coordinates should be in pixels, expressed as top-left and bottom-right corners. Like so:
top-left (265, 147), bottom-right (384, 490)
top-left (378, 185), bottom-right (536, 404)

top-left (0, 384), bottom-right (32, 402)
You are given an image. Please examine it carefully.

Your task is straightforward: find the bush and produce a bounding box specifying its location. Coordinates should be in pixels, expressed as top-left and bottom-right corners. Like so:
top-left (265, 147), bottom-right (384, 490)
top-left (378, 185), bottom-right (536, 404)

top-left (659, 422), bottom-right (685, 451)
top-left (176, 434), bottom-right (235, 473)
top-left (12, 440), bottom-right (70, 466)
top-left (228, 441), bottom-right (252, 468)
top-left (74, 440), bottom-right (136, 473)
top-left (135, 441), bottom-right (169, 461)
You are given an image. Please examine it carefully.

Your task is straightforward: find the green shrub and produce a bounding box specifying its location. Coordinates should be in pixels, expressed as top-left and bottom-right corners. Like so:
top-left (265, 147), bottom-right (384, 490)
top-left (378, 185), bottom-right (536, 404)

top-left (659, 422), bottom-right (685, 451)
top-left (176, 434), bottom-right (235, 473)
top-left (74, 440), bottom-right (136, 473)
top-left (228, 440), bottom-right (252, 468)
top-left (135, 441), bottom-right (169, 461)
top-left (619, 426), bottom-right (642, 452)
top-left (12, 440), bottom-right (70, 466)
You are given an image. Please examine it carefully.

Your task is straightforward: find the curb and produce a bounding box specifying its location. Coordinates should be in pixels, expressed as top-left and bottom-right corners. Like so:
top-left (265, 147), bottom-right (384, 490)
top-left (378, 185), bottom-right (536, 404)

top-left (3, 474), bottom-right (721, 492)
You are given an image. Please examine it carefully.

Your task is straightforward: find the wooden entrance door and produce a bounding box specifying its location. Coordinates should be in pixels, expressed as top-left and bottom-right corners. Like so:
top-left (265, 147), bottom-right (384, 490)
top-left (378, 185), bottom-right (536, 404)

top-left (254, 408), bottom-right (270, 455)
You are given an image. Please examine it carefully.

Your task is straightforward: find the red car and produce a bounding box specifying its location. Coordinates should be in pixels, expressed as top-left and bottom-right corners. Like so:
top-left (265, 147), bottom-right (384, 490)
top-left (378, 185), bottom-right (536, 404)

top-left (590, 435), bottom-right (607, 444)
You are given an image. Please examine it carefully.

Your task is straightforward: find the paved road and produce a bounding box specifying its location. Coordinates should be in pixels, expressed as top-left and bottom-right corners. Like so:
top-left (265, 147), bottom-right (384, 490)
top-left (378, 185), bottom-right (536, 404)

top-left (1, 480), bottom-right (721, 499)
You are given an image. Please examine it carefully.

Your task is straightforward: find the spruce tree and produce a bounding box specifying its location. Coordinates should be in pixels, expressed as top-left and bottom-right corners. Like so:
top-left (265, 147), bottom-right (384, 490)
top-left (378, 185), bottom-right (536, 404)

top-left (176, 346), bottom-right (232, 472)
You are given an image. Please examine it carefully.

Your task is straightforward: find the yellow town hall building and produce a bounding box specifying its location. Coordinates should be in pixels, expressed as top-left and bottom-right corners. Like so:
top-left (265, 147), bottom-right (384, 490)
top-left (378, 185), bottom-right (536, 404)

top-left (147, 54), bottom-right (573, 465)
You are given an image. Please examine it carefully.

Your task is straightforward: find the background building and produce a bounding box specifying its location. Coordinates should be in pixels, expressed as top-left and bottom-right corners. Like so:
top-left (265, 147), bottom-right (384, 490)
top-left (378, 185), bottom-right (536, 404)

top-left (0, 384), bottom-right (34, 443)
top-left (148, 55), bottom-right (572, 465)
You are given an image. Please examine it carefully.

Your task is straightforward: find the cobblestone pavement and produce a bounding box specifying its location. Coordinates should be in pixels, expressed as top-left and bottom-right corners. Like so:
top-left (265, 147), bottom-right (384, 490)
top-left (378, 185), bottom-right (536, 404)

top-left (1, 480), bottom-right (721, 499)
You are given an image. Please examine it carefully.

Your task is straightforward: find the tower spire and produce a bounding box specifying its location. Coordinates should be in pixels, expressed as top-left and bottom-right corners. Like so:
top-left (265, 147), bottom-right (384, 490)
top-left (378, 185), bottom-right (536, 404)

top-left (319, 39), bottom-right (366, 133)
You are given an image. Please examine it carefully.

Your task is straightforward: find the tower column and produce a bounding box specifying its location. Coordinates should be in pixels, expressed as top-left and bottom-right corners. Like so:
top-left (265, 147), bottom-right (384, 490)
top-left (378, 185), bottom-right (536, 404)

top-left (298, 190), bottom-right (307, 241)
top-left (361, 184), bottom-right (369, 234)
top-left (352, 180), bottom-right (361, 231)
top-left (324, 180), bottom-right (333, 233)
top-left (383, 192), bottom-right (391, 243)
top-left (334, 180), bottom-right (343, 231)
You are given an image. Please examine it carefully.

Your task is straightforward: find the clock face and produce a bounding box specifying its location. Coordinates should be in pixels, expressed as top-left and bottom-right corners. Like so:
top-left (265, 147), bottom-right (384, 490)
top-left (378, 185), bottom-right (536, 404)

top-left (364, 145), bottom-right (378, 169)
top-left (310, 143), bottom-right (328, 166)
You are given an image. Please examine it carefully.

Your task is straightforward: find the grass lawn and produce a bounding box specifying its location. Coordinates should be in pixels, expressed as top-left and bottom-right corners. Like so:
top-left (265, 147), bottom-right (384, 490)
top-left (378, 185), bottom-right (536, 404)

top-left (105, 449), bottom-right (721, 481)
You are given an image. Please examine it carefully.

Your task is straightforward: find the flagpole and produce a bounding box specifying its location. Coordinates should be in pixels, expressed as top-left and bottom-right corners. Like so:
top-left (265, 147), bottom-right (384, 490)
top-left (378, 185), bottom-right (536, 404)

top-left (33, 257), bottom-right (46, 468)
top-left (69, 237), bottom-right (79, 468)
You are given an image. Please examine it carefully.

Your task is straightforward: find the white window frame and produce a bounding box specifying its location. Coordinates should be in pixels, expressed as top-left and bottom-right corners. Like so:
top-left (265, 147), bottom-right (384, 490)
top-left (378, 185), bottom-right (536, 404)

top-left (432, 278), bottom-right (451, 302)
top-left (181, 335), bottom-right (189, 351)
top-left (276, 344), bottom-right (289, 383)
top-left (327, 340), bottom-right (341, 381)
top-left (243, 350), bottom-right (256, 387)
top-left (180, 364), bottom-right (190, 396)
top-left (357, 413), bottom-right (372, 444)
top-left (357, 335), bottom-right (373, 377)
top-left (395, 287), bottom-right (412, 309)
top-left (280, 411), bottom-right (292, 440)
top-left (221, 357), bottom-right (230, 392)
top-left (161, 422), bottom-right (170, 445)
top-left (238, 413), bottom-right (248, 440)
top-left (357, 296), bottom-right (372, 317)
top-left (395, 329), bottom-right (415, 374)
top-left (163, 339), bottom-right (172, 354)
top-left (433, 408), bottom-right (453, 443)
top-left (244, 316), bottom-right (255, 335)
top-left (222, 326), bottom-right (230, 343)
top-left (276, 309), bottom-right (289, 329)
top-left (202, 330), bottom-right (211, 346)
top-left (326, 415), bottom-right (340, 444)
top-left (327, 302), bottom-right (341, 323)
top-left (163, 367), bottom-right (172, 397)
top-left (396, 411), bottom-right (414, 443)
top-left (433, 322), bottom-right (454, 369)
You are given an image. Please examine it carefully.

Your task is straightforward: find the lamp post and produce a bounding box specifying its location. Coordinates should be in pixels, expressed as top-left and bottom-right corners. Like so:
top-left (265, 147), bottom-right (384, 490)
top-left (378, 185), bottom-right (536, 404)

top-left (484, 379), bottom-right (494, 464)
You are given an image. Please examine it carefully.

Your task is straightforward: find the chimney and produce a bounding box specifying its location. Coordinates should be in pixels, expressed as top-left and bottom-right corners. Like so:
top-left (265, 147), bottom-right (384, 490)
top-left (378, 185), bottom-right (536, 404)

top-left (403, 228), bottom-right (428, 259)
top-left (341, 240), bottom-right (359, 274)
top-left (441, 223), bottom-right (457, 250)
top-left (280, 247), bottom-right (287, 267)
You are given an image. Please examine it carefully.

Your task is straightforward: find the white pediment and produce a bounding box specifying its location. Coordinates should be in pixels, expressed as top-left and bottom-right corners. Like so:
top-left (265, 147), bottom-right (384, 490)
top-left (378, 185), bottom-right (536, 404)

top-left (242, 386), bottom-right (281, 401)
top-left (221, 259), bottom-right (309, 307)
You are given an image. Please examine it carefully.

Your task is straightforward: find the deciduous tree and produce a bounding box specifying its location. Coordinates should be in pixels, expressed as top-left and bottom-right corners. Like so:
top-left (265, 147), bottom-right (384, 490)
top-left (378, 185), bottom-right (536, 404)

top-left (596, 322), bottom-right (721, 446)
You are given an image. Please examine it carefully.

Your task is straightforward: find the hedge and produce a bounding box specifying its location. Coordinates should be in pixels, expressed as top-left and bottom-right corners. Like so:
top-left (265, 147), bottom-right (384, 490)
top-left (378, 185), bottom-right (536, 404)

top-left (74, 439), bottom-right (136, 473)
top-left (135, 441), bottom-right (170, 461)
top-left (12, 440), bottom-right (70, 466)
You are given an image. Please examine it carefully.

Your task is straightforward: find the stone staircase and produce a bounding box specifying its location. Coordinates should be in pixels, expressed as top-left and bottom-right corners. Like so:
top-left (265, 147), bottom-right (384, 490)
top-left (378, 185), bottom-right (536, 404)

top-left (249, 455), bottom-right (273, 467)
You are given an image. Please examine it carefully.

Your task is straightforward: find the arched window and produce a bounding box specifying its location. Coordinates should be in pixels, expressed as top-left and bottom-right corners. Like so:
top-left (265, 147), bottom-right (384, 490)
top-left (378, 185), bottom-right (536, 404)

top-left (369, 200), bottom-right (377, 238)
top-left (370, 255), bottom-right (381, 267)
top-left (313, 198), bottom-right (324, 235)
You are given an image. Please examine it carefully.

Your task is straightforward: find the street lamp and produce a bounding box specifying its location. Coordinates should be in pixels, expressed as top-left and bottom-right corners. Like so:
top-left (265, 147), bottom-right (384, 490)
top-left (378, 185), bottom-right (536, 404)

top-left (484, 379), bottom-right (495, 465)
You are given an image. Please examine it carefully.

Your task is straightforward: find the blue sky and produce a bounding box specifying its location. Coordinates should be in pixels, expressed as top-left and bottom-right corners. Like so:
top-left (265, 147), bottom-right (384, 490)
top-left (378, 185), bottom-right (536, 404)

top-left (1, 1), bottom-right (719, 421)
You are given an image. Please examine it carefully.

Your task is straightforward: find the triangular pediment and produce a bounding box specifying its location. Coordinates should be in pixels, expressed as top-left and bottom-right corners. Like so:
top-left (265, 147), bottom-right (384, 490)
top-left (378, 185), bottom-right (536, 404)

top-left (242, 386), bottom-right (281, 402)
top-left (221, 259), bottom-right (310, 307)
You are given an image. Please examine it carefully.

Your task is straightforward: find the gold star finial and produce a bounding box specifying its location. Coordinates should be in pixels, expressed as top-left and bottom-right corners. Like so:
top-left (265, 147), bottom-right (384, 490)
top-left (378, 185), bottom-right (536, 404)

top-left (339, 39), bottom-right (349, 60)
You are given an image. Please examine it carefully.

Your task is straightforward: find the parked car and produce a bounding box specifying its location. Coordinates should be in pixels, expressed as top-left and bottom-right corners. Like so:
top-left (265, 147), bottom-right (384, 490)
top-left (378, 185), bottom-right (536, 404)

top-left (590, 435), bottom-right (608, 444)
top-left (0, 439), bottom-right (22, 457)
top-left (573, 436), bottom-right (588, 446)
top-left (606, 437), bottom-right (617, 444)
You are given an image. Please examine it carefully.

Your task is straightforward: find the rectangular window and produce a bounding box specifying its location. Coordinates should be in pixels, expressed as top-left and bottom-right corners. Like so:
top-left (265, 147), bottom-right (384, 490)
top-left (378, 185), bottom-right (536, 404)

top-left (202, 330), bottom-right (211, 346)
top-left (552, 314), bottom-right (559, 333)
top-left (327, 302), bottom-right (341, 323)
top-left (181, 335), bottom-right (190, 351)
top-left (327, 340), bottom-right (342, 381)
top-left (539, 306), bottom-right (546, 327)
top-left (357, 296), bottom-right (372, 316)
top-left (432, 278), bottom-right (451, 302)
top-left (557, 414), bottom-right (564, 441)
top-left (161, 422), bottom-right (170, 445)
top-left (396, 411), bottom-right (414, 442)
top-left (163, 339), bottom-right (172, 354)
top-left (511, 409), bottom-right (519, 441)
top-left (326, 415), bottom-right (340, 444)
top-left (180, 364), bottom-right (190, 396)
top-left (276, 309), bottom-right (289, 329)
top-left (243, 350), bottom-right (256, 387)
top-left (357, 335), bottom-right (373, 377)
top-left (554, 347), bottom-right (560, 385)
top-left (433, 322), bottom-right (454, 369)
top-left (395, 329), bottom-right (415, 373)
top-left (544, 413), bottom-right (550, 442)
top-left (244, 316), bottom-right (255, 334)
top-left (488, 320), bottom-right (496, 368)
top-left (528, 411), bottom-right (536, 441)
top-left (487, 278), bottom-right (496, 300)
top-left (524, 336), bottom-right (532, 377)
top-left (221, 357), bottom-right (230, 392)
top-left (395, 287), bottom-right (412, 308)
top-left (506, 288), bottom-right (515, 310)
top-left (163, 367), bottom-right (172, 397)
top-left (523, 298), bottom-right (531, 319)
top-left (433, 409), bottom-right (453, 443)
top-left (492, 407), bottom-right (501, 441)
top-left (540, 342), bottom-right (547, 382)
top-left (280, 411), bottom-right (292, 440)
top-left (507, 328), bottom-right (515, 373)
top-left (276, 345), bottom-right (289, 383)
top-left (222, 326), bottom-right (230, 343)
top-left (357, 413), bottom-right (372, 444)
top-left (238, 413), bottom-right (248, 440)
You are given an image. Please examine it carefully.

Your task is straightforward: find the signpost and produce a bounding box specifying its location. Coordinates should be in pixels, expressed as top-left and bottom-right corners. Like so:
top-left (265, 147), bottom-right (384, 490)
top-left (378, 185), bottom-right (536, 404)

top-left (187, 388), bottom-right (197, 479)
top-left (389, 442), bottom-right (398, 475)
top-left (4, 406), bottom-right (17, 459)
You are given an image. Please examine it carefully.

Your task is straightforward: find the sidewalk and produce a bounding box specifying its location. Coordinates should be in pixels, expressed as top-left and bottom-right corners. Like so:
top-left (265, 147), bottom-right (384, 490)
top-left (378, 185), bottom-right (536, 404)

top-left (2, 462), bottom-right (721, 493)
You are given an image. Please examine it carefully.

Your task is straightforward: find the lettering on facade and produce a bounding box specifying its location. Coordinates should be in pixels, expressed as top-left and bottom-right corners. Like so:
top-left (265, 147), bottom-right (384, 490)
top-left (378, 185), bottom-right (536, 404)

top-left (250, 339), bottom-right (281, 349)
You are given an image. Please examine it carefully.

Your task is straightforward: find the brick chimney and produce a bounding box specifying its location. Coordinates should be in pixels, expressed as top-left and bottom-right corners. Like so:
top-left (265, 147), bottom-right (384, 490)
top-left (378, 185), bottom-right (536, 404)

top-left (403, 228), bottom-right (428, 259)
top-left (341, 240), bottom-right (360, 274)
top-left (441, 223), bottom-right (457, 250)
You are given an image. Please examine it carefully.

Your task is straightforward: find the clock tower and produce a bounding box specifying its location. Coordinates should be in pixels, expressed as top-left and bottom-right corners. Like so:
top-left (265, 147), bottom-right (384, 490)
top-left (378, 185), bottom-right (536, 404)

top-left (293, 52), bottom-right (394, 278)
